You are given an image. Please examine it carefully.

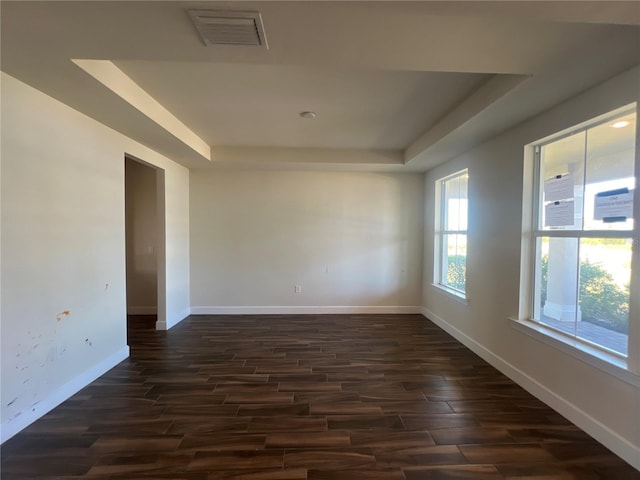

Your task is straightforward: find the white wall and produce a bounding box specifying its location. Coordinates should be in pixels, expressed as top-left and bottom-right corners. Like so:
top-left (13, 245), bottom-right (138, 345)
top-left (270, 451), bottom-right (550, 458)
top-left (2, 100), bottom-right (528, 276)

top-left (190, 170), bottom-right (424, 313)
top-left (125, 158), bottom-right (158, 314)
top-left (0, 72), bottom-right (190, 441)
top-left (422, 66), bottom-right (640, 469)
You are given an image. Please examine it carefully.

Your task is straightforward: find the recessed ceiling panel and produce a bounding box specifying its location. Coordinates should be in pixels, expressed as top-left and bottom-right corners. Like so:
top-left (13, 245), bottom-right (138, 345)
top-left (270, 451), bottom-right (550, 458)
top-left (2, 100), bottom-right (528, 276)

top-left (115, 61), bottom-right (489, 149)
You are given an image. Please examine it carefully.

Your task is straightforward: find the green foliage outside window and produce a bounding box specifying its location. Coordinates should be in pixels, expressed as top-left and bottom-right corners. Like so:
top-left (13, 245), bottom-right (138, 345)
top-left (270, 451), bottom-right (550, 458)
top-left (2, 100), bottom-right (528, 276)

top-left (540, 255), bottom-right (629, 332)
top-left (445, 255), bottom-right (466, 292)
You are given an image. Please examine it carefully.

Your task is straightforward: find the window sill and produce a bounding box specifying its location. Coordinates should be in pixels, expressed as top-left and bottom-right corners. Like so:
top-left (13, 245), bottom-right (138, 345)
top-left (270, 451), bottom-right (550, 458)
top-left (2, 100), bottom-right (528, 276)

top-left (509, 317), bottom-right (639, 387)
top-left (432, 284), bottom-right (469, 305)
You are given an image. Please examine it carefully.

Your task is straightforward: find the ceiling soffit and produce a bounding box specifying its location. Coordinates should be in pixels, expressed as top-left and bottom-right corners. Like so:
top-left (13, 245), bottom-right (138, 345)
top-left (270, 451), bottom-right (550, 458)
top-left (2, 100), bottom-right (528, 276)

top-left (1, 1), bottom-right (639, 170)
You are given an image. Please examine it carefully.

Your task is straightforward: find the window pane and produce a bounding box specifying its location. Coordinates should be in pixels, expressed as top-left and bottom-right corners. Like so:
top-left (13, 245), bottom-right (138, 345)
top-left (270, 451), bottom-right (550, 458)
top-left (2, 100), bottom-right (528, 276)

top-left (540, 132), bottom-right (585, 231)
top-left (577, 238), bottom-right (631, 356)
top-left (443, 176), bottom-right (458, 231)
top-left (442, 234), bottom-right (466, 292)
top-left (444, 173), bottom-right (468, 232)
top-left (457, 173), bottom-right (468, 231)
top-left (533, 236), bottom-right (579, 337)
top-left (584, 111), bottom-right (636, 231)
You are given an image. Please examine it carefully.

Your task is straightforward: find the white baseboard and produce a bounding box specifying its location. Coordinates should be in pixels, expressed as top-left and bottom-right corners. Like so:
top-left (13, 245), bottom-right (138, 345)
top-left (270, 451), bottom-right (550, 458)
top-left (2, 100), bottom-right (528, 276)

top-left (190, 306), bottom-right (422, 315)
top-left (127, 306), bottom-right (157, 315)
top-left (0, 346), bottom-right (129, 444)
top-left (420, 307), bottom-right (640, 471)
top-left (157, 307), bottom-right (191, 331)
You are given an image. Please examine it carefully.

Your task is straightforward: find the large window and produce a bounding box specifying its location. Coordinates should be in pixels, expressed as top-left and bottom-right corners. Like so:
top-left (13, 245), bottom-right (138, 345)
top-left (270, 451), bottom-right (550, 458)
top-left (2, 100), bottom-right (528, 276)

top-left (435, 169), bottom-right (468, 297)
top-left (528, 105), bottom-right (637, 358)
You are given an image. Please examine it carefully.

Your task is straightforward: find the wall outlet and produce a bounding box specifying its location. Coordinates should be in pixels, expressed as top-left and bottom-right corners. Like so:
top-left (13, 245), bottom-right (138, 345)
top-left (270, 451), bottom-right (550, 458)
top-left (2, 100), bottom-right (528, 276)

top-left (294, 285), bottom-right (302, 293)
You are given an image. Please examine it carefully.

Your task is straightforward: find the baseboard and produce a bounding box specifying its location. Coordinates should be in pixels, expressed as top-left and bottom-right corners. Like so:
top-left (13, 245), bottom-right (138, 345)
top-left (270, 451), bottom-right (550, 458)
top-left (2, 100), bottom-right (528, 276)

top-left (1, 346), bottom-right (129, 444)
top-left (127, 306), bottom-right (157, 315)
top-left (157, 307), bottom-right (191, 331)
top-left (420, 307), bottom-right (640, 471)
top-left (190, 306), bottom-right (422, 315)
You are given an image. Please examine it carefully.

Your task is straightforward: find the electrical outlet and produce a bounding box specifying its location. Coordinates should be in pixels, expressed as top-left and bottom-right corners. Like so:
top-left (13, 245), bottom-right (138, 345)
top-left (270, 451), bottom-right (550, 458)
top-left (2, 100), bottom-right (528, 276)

top-left (294, 285), bottom-right (302, 293)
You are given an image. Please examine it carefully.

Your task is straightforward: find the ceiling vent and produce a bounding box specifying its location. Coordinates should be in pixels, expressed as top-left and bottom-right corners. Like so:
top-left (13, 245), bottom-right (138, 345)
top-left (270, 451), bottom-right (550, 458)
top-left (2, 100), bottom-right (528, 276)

top-left (188, 10), bottom-right (268, 49)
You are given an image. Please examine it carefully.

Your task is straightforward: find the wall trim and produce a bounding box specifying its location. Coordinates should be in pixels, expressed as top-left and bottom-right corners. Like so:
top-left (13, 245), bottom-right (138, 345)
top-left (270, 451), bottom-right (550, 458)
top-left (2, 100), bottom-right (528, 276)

top-left (127, 306), bottom-right (157, 315)
top-left (510, 318), bottom-right (638, 387)
top-left (1, 346), bottom-right (130, 444)
top-left (157, 307), bottom-right (192, 331)
top-left (190, 306), bottom-right (422, 315)
top-left (420, 307), bottom-right (640, 471)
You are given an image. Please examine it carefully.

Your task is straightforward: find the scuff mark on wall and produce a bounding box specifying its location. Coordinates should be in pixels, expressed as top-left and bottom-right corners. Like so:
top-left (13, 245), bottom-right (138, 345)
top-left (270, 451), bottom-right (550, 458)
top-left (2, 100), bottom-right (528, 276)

top-left (7, 398), bottom-right (18, 407)
top-left (85, 339), bottom-right (93, 347)
top-left (56, 310), bottom-right (71, 321)
top-left (9, 412), bottom-right (23, 422)
top-left (105, 283), bottom-right (109, 291)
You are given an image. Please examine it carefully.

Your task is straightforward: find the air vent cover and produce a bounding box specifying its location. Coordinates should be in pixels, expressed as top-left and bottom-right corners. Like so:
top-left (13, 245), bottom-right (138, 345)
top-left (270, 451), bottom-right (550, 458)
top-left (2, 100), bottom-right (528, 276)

top-left (188, 10), bottom-right (268, 49)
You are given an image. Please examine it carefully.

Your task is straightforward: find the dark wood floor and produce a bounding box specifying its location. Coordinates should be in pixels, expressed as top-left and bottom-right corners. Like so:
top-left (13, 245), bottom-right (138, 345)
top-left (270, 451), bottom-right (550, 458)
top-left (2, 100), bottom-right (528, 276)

top-left (2, 314), bottom-right (638, 479)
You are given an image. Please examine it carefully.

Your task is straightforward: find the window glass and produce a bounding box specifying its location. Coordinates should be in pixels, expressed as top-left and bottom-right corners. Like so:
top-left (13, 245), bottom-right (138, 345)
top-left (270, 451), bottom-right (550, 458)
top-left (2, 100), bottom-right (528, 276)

top-left (442, 233), bottom-right (467, 292)
top-left (436, 170), bottom-right (468, 296)
top-left (577, 238), bottom-right (631, 355)
top-left (530, 106), bottom-right (636, 357)
top-left (584, 113), bottom-right (636, 231)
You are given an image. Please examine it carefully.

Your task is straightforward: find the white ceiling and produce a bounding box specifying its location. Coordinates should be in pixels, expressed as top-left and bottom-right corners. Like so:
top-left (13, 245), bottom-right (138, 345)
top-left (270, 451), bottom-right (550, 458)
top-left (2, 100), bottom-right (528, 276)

top-left (2, 1), bottom-right (639, 171)
top-left (116, 62), bottom-right (487, 149)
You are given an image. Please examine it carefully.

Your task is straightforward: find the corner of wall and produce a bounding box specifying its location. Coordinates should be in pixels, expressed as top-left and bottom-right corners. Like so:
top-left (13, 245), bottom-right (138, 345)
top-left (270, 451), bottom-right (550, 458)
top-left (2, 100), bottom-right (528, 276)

top-left (156, 307), bottom-right (191, 331)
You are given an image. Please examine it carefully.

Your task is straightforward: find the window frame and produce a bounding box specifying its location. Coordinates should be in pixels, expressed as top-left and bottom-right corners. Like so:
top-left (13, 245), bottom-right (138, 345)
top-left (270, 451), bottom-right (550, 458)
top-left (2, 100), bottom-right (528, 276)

top-left (517, 102), bottom-right (639, 376)
top-left (434, 169), bottom-right (469, 299)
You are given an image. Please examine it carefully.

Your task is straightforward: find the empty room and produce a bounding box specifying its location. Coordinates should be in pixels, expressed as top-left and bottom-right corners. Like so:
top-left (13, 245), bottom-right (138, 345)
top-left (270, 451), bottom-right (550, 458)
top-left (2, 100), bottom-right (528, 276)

top-left (1, 1), bottom-right (639, 478)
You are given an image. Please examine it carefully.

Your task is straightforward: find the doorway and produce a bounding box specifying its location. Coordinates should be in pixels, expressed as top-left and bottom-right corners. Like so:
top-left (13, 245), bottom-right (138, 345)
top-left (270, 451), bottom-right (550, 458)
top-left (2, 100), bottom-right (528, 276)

top-left (124, 156), bottom-right (166, 342)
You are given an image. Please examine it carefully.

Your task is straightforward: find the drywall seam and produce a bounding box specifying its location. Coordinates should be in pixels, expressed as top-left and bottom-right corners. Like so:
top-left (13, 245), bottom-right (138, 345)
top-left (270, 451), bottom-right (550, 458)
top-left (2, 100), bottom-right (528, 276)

top-left (0, 346), bottom-right (129, 443)
top-left (420, 307), bottom-right (640, 471)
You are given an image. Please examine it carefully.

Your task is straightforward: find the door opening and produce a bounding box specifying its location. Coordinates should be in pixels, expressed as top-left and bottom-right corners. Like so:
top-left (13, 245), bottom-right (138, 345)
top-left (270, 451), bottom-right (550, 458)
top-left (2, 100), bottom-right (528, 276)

top-left (124, 156), bottom-right (165, 342)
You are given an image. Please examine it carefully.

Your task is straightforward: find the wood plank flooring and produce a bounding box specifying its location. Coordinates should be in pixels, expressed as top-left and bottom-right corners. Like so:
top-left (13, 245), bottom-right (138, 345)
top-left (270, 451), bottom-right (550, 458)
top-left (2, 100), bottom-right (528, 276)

top-left (2, 314), bottom-right (638, 479)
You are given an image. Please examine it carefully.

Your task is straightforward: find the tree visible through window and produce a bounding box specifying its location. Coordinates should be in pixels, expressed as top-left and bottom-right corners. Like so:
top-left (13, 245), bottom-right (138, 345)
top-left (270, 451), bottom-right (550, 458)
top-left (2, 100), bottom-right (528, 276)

top-left (531, 106), bottom-right (637, 356)
top-left (435, 170), bottom-right (468, 297)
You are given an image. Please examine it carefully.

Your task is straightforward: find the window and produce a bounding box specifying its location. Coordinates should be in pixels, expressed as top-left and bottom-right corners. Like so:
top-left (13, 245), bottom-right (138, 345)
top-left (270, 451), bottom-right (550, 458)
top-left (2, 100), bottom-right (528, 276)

top-left (435, 169), bottom-right (468, 297)
top-left (528, 105), bottom-right (637, 358)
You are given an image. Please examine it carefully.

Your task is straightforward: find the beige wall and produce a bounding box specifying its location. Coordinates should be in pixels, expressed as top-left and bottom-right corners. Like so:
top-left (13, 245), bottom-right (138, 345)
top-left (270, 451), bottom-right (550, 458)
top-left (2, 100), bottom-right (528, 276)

top-left (422, 66), bottom-right (640, 469)
top-left (0, 73), bottom-right (190, 441)
top-left (125, 158), bottom-right (158, 314)
top-left (190, 170), bottom-right (424, 312)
